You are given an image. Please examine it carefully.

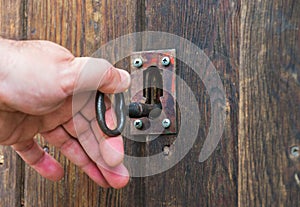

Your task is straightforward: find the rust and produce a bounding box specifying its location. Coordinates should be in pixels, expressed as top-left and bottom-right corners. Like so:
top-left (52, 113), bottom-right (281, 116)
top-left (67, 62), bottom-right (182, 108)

top-left (130, 49), bottom-right (177, 135)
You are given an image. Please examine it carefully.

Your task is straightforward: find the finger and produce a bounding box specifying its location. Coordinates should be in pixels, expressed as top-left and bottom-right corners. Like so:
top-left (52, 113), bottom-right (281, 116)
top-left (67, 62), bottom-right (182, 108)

top-left (100, 136), bottom-right (124, 167)
top-left (79, 93), bottom-right (96, 121)
top-left (62, 112), bottom-right (90, 138)
top-left (70, 126), bottom-right (129, 189)
top-left (42, 126), bottom-right (110, 188)
top-left (61, 57), bottom-right (131, 96)
top-left (62, 113), bottom-right (103, 162)
top-left (96, 156), bottom-right (130, 189)
top-left (12, 139), bottom-right (64, 181)
top-left (80, 92), bottom-right (112, 122)
top-left (40, 92), bottom-right (93, 133)
top-left (75, 124), bottom-right (126, 167)
top-left (76, 125), bottom-right (129, 188)
top-left (64, 96), bottom-right (124, 167)
top-left (91, 117), bottom-right (124, 167)
top-left (71, 91), bottom-right (93, 115)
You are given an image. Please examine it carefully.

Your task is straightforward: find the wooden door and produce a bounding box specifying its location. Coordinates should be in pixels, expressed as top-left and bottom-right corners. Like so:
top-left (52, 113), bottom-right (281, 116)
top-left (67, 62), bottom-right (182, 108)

top-left (0, 0), bottom-right (299, 206)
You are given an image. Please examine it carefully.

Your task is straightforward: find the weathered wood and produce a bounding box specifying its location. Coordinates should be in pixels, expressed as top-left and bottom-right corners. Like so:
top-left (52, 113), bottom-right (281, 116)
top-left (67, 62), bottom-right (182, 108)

top-left (24, 0), bottom-right (143, 206)
top-left (0, 1), bottom-right (26, 206)
top-left (2, 0), bottom-right (299, 206)
top-left (142, 0), bottom-right (239, 206)
top-left (0, 144), bottom-right (24, 207)
top-left (0, 0), bottom-right (26, 40)
top-left (239, 0), bottom-right (300, 206)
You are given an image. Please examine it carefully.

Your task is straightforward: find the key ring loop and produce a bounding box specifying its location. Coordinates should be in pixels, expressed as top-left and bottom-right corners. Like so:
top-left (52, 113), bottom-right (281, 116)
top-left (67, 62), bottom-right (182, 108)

top-left (95, 91), bottom-right (126, 137)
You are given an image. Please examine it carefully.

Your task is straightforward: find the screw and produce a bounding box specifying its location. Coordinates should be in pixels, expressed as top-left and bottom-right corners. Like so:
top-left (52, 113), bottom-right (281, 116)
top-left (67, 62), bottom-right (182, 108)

top-left (43, 146), bottom-right (50, 153)
top-left (295, 173), bottom-right (300, 187)
top-left (133, 58), bottom-right (143, 68)
top-left (163, 146), bottom-right (170, 156)
top-left (291, 146), bottom-right (299, 158)
top-left (0, 155), bottom-right (4, 165)
top-left (162, 118), bottom-right (171, 129)
top-left (161, 56), bottom-right (170, 66)
top-left (134, 119), bottom-right (143, 129)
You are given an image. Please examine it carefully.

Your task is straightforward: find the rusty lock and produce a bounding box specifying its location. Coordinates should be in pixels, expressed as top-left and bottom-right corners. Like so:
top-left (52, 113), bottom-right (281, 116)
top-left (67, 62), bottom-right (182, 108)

top-left (96, 49), bottom-right (177, 137)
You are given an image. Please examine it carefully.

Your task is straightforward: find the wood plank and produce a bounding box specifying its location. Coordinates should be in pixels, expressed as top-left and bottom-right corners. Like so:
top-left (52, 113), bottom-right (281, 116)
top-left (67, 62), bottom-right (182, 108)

top-left (0, 0), bottom-right (26, 40)
top-left (24, 0), bottom-right (143, 206)
top-left (239, 0), bottom-right (300, 206)
top-left (0, 1), bottom-right (26, 206)
top-left (0, 144), bottom-right (24, 207)
top-left (142, 0), bottom-right (239, 206)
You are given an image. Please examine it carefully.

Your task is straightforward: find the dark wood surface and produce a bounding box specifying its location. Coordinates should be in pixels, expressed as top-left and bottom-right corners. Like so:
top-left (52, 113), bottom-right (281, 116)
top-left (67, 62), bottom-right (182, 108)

top-left (0, 0), bottom-right (299, 206)
top-left (239, 0), bottom-right (300, 206)
top-left (141, 0), bottom-right (239, 206)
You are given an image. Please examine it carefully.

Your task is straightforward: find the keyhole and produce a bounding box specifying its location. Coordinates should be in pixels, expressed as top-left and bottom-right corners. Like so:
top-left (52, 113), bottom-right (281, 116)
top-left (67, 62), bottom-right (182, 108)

top-left (143, 66), bottom-right (163, 119)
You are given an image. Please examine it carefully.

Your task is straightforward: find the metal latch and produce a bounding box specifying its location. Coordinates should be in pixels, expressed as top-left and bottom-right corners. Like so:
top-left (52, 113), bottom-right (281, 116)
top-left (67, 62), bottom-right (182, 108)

top-left (96, 49), bottom-right (177, 136)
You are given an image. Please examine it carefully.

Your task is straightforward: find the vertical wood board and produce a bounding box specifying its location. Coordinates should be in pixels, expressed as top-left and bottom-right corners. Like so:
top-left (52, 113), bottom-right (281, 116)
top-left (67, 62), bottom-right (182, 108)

top-left (142, 0), bottom-right (239, 206)
top-left (239, 0), bottom-right (300, 206)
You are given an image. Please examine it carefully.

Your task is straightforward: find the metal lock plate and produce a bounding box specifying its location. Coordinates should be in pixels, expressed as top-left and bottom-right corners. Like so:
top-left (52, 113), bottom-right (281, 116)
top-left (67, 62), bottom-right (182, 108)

top-left (130, 49), bottom-right (177, 135)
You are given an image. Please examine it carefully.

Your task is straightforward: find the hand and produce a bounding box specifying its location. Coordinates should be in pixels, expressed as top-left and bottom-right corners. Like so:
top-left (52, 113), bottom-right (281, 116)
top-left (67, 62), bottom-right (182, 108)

top-left (0, 39), bottom-right (131, 189)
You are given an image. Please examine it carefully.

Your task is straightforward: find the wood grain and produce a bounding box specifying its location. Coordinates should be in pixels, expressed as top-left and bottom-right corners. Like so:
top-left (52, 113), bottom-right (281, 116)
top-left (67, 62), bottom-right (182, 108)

top-left (239, 0), bottom-right (300, 206)
top-left (142, 0), bottom-right (239, 206)
top-left (1, 0), bottom-right (299, 206)
top-left (0, 1), bottom-right (26, 206)
top-left (24, 0), bottom-right (143, 206)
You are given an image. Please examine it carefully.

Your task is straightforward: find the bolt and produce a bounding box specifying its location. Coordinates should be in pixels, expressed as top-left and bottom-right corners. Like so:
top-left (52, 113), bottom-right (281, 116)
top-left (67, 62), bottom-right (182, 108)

top-left (134, 119), bottom-right (143, 129)
top-left (163, 146), bottom-right (170, 156)
top-left (43, 146), bottom-right (50, 153)
top-left (295, 173), bottom-right (300, 187)
top-left (0, 155), bottom-right (4, 165)
top-left (162, 118), bottom-right (171, 129)
top-left (291, 146), bottom-right (299, 158)
top-left (133, 58), bottom-right (143, 68)
top-left (161, 56), bottom-right (170, 66)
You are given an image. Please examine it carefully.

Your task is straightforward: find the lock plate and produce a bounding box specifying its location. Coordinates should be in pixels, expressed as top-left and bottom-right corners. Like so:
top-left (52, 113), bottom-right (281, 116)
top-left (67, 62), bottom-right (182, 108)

top-left (130, 49), bottom-right (177, 135)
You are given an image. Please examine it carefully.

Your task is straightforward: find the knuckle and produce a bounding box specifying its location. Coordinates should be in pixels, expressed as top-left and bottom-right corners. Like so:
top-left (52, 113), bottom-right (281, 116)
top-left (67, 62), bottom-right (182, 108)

top-left (59, 59), bottom-right (78, 96)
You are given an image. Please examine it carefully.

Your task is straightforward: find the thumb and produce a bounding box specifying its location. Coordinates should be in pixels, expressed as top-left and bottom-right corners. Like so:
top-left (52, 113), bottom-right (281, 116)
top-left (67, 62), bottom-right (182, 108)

top-left (62, 57), bottom-right (131, 95)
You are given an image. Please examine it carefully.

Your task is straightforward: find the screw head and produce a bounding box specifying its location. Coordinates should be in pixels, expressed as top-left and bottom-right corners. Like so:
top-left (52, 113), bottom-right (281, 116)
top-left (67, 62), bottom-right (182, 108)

top-left (161, 56), bottom-right (170, 66)
top-left (43, 146), bottom-right (50, 153)
top-left (163, 146), bottom-right (170, 156)
top-left (162, 118), bottom-right (171, 129)
top-left (133, 58), bottom-right (143, 68)
top-left (134, 119), bottom-right (143, 129)
top-left (0, 155), bottom-right (4, 165)
top-left (291, 146), bottom-right (299, 158)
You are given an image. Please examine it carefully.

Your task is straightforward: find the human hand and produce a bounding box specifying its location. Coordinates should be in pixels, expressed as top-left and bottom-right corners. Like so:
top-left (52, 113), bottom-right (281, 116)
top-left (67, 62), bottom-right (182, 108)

top-left (0, 39), bottom-right (131, 189)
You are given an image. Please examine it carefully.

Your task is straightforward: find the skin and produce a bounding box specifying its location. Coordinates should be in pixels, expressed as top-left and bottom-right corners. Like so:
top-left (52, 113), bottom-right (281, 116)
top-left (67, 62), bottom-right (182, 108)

top-left (0, 38), bottom-right (131, 189)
